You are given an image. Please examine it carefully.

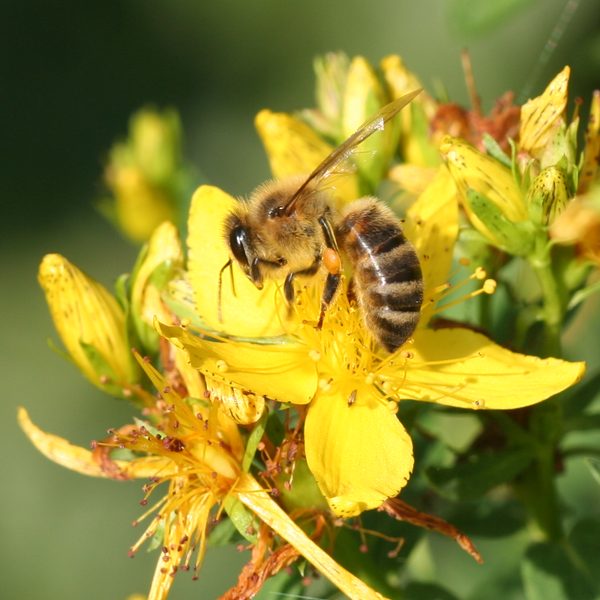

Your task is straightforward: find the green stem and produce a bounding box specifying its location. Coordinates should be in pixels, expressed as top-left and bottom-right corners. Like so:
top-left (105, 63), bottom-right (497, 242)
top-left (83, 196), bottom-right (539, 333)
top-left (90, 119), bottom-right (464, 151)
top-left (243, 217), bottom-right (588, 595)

top-left (529, 236), bottom-right (565, 357)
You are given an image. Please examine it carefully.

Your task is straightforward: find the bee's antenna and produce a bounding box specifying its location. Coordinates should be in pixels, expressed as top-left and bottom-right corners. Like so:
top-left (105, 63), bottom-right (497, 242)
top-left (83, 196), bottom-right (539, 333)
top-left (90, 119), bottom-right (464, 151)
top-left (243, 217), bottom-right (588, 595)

top-left (218, 259), bottom-right (234, 323)
top-left (518, 0), bottom-right (581, 104)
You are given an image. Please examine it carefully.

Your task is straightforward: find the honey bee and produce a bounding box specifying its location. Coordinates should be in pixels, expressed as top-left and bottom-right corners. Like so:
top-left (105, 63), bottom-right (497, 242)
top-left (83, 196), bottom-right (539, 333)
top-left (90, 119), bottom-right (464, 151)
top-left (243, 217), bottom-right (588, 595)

top-left (222, 90), bottom-right (424, 352)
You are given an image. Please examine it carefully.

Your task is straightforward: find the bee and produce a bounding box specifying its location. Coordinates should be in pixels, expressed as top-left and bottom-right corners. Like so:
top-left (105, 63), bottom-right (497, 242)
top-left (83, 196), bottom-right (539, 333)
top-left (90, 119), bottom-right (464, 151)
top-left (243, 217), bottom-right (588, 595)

top-left (221, 90), bottom-right (424, 353)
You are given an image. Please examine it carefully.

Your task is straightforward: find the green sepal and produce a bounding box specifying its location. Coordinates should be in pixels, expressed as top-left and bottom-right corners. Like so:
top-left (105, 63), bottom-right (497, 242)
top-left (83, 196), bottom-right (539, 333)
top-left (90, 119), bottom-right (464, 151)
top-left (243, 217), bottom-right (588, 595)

top-left (79, 340), bottom-right (130, 398)
top-left (467, 189), bottom-right (535, 255)
top-left (222, 495), bottom-right (259, 544)
top-left (482, 132), bottom-right (512, 168)
top-left (278, 459), bottom-right (328, 512)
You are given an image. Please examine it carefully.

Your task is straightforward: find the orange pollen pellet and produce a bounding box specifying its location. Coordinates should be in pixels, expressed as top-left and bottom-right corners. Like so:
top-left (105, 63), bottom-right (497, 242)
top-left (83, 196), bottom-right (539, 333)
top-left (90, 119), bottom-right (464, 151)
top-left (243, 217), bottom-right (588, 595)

top-left (323, 248), bottom-right (341, 275)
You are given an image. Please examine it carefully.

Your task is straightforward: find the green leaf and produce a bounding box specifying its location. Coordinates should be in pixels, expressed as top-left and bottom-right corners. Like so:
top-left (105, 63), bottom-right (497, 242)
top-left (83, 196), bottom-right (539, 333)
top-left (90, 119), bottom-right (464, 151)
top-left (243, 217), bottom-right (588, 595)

top-left (207, 517), bottom-right (239, 547)
top-left (223, 496), bottom-right (259, 544)
top-left (522, 527), bottom-right (600, 600)
top-left (427, 445), bottom-right (535, 500)
top-left (242, 410), bottom-right (267, 472)
top-left (448, 498), bottom-right (526, 538)
top-left (404, 582), bottom-right (460, 600)
top-left (586, 458), bottom-right (600, 486)
top-left (563, 370), bottom-right (600, 420)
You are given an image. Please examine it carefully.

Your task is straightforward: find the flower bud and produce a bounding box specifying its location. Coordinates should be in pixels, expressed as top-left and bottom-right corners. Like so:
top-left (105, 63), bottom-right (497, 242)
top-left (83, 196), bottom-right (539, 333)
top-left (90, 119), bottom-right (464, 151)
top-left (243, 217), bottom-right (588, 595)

top-left (440, 136), bottom-right (531, 253)
top-left (130, 221), bottom-right (184, 351)
top-left (381, 54), bottom-right (439, 166)
top-left (38, 254), bottom-right (139, 396)
top-left (300, 52), bottom-right (350, 140)
top-left (341, 56), bottom-right (390, 190)
top-left (526, 166), bottom-right (569, 225)
top-left (102, 108), bottom-right (186, 243)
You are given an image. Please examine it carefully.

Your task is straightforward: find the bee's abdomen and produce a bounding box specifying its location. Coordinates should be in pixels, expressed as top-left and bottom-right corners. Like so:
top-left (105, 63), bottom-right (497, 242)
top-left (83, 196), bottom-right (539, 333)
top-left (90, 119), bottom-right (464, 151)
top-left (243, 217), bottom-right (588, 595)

top-left (337, 199), bottom-right (424, 353)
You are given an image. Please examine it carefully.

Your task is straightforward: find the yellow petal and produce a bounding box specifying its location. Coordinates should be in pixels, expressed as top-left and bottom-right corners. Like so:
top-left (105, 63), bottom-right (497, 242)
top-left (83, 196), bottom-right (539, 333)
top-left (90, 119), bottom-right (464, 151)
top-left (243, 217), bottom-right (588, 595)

top-left (255, 110), bottom-right (359, 203)
top-left (397, 328), bottom-right (585, 409)
top-left (18, 407), bottom-right (174, 478)
top-left (578, 90), bottom-right (600, 194)
top-left (187, 185), bottom-right (290, 337)
top-left (236, 472), bottom-right (389, 600)
top-left (111, 169), bottom-right (175, 243)
top-left (38, 254), bottom-right (138, 392)
top-left (342, 56), bottom-right (385, 137)
top-left (403, 168), bottom-right (458, 324)
top-left (342, 56), bottom-right (391, 187)
top-left (520, 66), bottom-right (570, 158)
top-left (156, 321), bottom-right (318, 405)
top-left (380, 55), bottom-right (439, 166)
top-left (304, 387), bottom-right (413, 517)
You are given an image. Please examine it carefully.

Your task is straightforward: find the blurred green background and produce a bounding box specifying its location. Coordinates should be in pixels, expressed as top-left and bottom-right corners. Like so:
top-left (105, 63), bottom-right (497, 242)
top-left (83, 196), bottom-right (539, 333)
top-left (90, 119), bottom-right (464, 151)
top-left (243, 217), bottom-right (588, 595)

top-left (3, 1), bottom-right (598, 598)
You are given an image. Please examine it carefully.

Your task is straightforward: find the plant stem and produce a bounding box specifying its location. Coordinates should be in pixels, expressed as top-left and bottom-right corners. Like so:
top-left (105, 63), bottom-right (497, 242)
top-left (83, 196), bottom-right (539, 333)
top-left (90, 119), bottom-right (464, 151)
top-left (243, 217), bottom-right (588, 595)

top-left (529, 235), bottom-right (565, 357)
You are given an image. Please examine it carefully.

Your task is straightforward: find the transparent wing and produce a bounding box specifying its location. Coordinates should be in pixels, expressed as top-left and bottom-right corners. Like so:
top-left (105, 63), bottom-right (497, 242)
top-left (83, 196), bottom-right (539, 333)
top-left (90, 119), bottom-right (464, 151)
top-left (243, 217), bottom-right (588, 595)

top-left (284, 88), bottom-right (422, 215)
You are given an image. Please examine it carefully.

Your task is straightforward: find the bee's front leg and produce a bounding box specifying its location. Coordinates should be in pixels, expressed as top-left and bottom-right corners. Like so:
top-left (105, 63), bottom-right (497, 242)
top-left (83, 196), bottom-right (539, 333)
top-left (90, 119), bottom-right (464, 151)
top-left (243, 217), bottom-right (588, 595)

top-left (284, 257), bottom-right (323, 305)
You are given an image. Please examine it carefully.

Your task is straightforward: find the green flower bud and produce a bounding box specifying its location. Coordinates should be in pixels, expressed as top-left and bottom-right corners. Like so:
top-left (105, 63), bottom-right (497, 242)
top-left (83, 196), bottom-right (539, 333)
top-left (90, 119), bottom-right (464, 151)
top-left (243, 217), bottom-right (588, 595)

top-left (527, 166), bottom-right (569, 225)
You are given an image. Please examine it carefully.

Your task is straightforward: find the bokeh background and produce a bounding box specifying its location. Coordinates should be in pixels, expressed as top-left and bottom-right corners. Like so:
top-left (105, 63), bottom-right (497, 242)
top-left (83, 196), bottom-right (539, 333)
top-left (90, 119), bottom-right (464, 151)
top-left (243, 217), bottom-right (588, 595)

top-left (3, 1), bottom-right (599, 598)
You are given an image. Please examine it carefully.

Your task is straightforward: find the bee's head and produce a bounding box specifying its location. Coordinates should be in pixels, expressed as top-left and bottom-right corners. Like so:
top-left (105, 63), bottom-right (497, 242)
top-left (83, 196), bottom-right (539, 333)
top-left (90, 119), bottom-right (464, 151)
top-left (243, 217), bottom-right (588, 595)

top-left (226, 215), bottom-right (263, 289)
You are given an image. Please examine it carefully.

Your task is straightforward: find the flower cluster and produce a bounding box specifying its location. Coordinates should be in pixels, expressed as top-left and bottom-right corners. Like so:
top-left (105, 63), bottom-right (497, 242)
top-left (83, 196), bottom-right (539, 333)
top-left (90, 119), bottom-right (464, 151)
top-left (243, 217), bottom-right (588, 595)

top-left (22, 53), bottom-right (599, 599)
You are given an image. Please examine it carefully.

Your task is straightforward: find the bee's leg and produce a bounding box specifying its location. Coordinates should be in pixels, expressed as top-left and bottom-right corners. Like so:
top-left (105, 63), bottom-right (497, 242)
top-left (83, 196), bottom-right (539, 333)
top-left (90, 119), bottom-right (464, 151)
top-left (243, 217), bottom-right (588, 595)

top-left (317, 249), bottom-right (341, 329)
top-left (316, 216), bottom-right (342, 329)
top-left (284, 257), bottom-right (323, 306)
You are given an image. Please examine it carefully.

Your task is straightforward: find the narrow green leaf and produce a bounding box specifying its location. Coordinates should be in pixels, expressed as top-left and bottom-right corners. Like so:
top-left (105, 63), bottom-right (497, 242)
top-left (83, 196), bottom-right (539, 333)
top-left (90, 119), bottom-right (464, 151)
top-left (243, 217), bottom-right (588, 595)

top-left (242, 410), bottom-right (268, 472)
top-left (223, 496), bottom-right (259, 544)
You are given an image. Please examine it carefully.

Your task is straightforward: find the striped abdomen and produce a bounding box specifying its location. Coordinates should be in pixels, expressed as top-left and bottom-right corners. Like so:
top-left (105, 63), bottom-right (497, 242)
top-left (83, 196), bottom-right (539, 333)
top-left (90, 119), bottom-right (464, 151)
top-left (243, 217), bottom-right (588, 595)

top-left (336, 198), bottom-right (423, 352)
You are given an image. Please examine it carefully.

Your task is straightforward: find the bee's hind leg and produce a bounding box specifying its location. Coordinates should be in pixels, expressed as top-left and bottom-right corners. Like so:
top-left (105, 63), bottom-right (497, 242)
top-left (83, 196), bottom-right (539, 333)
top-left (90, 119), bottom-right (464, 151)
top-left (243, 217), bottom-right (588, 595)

top-left (317, 248), bottom-right (342, 329)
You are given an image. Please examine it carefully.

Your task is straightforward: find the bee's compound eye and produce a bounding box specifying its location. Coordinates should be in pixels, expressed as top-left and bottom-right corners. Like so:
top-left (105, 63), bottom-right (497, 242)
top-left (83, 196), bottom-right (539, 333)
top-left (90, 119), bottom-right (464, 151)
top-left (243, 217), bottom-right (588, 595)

top-left (229, 225), bottom-right (250, 268)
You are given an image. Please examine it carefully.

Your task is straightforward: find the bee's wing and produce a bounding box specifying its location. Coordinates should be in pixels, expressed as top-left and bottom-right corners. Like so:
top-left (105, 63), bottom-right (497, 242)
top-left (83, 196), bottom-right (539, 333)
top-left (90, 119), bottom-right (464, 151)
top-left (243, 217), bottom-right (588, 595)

top-left (283, 88), bottom-right (422, 215)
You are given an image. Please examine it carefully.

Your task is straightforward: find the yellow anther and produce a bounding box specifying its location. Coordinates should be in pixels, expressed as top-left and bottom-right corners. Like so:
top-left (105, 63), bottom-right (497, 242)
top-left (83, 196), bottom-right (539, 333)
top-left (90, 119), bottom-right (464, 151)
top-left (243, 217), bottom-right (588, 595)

top-left (308, 349), bottom-right (321, 362)
top-left (483, 279), bottom-right (497, 294)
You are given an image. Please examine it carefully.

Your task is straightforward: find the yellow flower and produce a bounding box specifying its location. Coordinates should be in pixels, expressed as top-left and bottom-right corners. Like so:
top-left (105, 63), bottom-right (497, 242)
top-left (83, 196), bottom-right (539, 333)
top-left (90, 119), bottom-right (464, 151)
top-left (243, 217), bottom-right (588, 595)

top-left (157, 183), bottom-right (584, 518)
top-left (38, 253), bottom-right (139, 396)
top-left (18, 357), bottom-right (389, 600)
